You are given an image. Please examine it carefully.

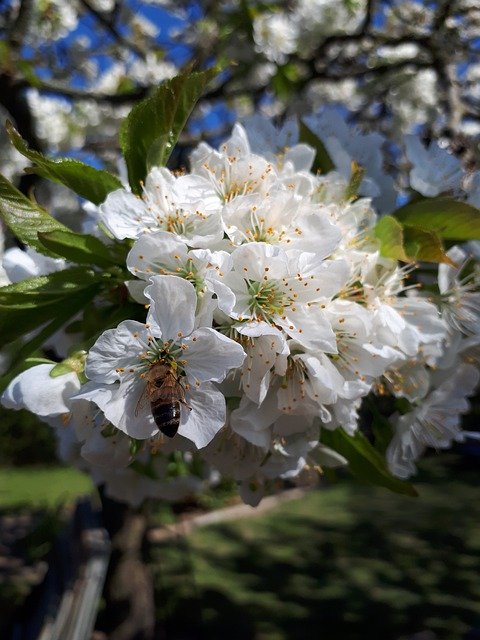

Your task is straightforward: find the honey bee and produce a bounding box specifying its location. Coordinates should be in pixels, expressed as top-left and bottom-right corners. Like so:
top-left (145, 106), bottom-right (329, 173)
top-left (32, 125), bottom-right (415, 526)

top-left (140, 363), bottom-right (189, 438)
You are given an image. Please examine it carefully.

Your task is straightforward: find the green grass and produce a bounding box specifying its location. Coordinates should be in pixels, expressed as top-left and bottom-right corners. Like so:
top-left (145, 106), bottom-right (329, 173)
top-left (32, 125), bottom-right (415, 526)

top-left (0, 466), bottom-right (94, 507)
top-left (0, 466), bottom-right (93, 629)
top-left (150, 456), bottom-right (480, 640)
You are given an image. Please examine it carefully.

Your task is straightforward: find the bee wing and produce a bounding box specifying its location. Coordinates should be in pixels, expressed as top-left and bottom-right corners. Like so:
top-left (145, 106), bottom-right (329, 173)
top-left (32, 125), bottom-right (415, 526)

top-left (134, 382), bottom-right (151, 417)
top-left (176, 377), bottom-right (191, 410)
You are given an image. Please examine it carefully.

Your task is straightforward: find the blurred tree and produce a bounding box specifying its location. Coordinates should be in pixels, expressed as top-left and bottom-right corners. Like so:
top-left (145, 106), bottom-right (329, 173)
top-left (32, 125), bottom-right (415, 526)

top-left (1, 0), bottom-right (479, 189)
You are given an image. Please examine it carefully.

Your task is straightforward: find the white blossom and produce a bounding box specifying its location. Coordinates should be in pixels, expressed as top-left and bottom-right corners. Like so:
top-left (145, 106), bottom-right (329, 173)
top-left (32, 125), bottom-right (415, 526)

top-left (303, 109), bottom-right (397, 213)
top-left (100, 167), bottom-right (223, 245)
top-left (2, 247), bottom-right (67, 283)
top-left (242, 115), bottom-right (315, 172)
top-left (404, 136), bottom-right (464, 197)
top-left (212, 241), bottom-right (350, 350)
top-left (387, 363), bottom-right (480, 478)
top-left (221, 192), bottom-right (341, 255)
top-left (253, 12), bottom-right (298, 64)
top-left (189, 124), bottom-right (279, 205)
top-left (438, 245), bottom-right (480, 336)
top-left (1, 364), bottom-right (81, 417)
top-left (77, 275), bottom-right (245, 448)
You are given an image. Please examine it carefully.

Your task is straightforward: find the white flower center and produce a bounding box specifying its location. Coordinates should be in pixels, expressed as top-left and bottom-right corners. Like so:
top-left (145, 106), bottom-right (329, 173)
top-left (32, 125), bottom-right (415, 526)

top-left (246, 279), bottom-right (288, 322)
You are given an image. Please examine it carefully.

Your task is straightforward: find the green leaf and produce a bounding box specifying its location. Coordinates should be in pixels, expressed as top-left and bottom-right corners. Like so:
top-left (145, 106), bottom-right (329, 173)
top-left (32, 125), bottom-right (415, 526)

top-left (128, 438), bottom-right (149, 460)
top-left (374, 216), bottom-right (454, 265)
top-left (403, 226), bottom-right (455, 265)
top-left (342, 0), bottom-right (362, 13)
top-left (0, 268), bottom-right (103, 343)
top-left (239, 0), bottom-right (255, 37)
top-left (320, 427), bottom-right (418, 497)
top-left (394, 197), bottom-right (480, 241)
top-left (7, 122), bottom-right (122, 204)
top-left (0, 40), bottom-right (10, 66)
top-left (120, 67), bottom-right (219, 194)
top-left (298, 120), bottom-right (335, 174)
top-left (0, 173), bottom-right (70, 256)
top-left (0, 267), bottom-right (100, 306)
top-left (0, 283), bottom-right (100, 392)
top-left (37, 230), bottom-right (121, 268)
top-left (374, 216), bottom-right (410, 261)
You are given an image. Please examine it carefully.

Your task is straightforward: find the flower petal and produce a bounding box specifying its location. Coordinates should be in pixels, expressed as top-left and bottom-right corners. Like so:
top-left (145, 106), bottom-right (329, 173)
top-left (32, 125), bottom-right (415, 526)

top-left (145, 275), bottom-right (196, 341)
top-left (231, 393), bottom-right (280, 447)
top-left (182, 327), bottom-right (246, 383)
top-left (80, 428), bottom-right (132, 469)
top-left (85, 320), bottom-right (149, 384)
top-left (1, 364), bottom-right (80, 416)
top-left (127, 231), bottom-right (188, 280)
top-left (74, 379), bottom-right (158, 439)
top-left (179, 384), bottom-right (226, 448)
top-left (99, 189), bottom-right (147, 239)
top-left (285, 144), bottom-right (315, 172)
top-left (232, 242), bottom-right (288, 282)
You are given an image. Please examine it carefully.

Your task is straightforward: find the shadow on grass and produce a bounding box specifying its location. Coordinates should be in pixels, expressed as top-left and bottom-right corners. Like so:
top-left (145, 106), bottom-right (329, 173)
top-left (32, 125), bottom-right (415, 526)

top-left (150, 456), bottom-right (480, 640)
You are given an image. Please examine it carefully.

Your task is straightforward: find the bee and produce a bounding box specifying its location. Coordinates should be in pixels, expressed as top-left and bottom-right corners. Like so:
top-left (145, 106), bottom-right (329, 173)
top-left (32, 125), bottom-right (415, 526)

top-left (140, 363), bottom-right (189, 438)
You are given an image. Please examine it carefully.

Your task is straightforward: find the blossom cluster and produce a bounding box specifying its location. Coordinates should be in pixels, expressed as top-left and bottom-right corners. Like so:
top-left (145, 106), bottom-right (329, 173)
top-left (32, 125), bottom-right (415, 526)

top-left (2, 115), bottom-right (480, 507)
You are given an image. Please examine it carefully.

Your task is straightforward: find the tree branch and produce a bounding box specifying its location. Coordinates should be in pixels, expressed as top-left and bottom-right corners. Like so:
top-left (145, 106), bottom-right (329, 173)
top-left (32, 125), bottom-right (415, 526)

top-left (7, 0), bottom-right (34, 49)
top-left (14, 78), bottom-right (151, 105)
top-left (78, 0), bottom-right (147, 60)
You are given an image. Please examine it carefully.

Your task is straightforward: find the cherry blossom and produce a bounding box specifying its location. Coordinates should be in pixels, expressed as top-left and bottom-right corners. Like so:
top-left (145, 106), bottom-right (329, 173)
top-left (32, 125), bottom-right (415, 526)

top-left (77, 275), bottom-right (246, 448)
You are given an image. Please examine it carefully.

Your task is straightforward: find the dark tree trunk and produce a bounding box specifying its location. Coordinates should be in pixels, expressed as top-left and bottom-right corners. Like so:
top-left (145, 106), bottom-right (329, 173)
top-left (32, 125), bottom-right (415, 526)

top-left (96, 488), bottom-right (157, 640)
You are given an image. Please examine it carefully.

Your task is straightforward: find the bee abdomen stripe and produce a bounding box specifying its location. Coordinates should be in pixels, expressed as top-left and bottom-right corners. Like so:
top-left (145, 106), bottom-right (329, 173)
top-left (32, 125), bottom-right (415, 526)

top-left (151, 402), bottom-right (180, 438)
